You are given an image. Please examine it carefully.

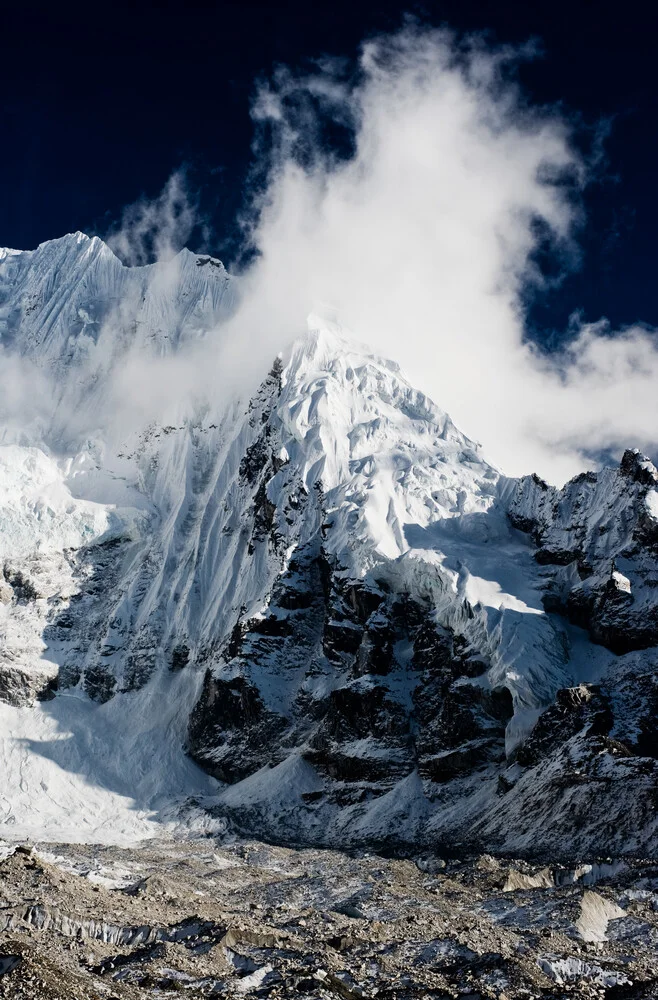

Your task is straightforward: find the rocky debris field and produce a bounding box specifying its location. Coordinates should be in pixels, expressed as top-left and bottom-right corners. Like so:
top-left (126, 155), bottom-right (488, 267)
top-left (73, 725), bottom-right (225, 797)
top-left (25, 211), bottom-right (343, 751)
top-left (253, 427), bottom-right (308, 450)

top-left (2, 839), bottom-right (658, 999)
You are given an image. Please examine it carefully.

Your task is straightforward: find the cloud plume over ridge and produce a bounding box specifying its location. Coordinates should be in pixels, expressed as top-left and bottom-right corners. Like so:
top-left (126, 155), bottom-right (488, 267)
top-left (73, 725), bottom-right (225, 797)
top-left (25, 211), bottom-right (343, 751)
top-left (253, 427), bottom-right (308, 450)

top-left (222, 24), bottom-right (658, 483)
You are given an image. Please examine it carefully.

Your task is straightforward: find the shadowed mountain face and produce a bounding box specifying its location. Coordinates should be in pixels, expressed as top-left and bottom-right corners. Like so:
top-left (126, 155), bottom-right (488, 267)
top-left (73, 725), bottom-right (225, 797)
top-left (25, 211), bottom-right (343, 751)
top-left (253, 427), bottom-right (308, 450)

top-left (1, 234), bottom-right (658, 856)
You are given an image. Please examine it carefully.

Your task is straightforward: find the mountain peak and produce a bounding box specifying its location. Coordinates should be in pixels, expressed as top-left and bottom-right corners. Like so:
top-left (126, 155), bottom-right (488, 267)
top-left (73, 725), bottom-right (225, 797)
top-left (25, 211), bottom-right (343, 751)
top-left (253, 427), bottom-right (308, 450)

top-left (0, 232), bottom-right (658, 859)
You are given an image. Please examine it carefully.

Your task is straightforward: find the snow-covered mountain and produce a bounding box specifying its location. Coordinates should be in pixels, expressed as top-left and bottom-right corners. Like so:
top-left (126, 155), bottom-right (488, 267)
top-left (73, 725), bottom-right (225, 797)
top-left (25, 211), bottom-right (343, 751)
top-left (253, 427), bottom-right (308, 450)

top-left (1, 233), bottom-right (658, 856)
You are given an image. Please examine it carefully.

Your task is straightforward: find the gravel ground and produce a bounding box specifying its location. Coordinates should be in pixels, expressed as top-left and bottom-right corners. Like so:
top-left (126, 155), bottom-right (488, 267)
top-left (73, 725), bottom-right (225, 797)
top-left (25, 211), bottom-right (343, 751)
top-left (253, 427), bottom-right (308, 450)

top-left (2, 839), bottom-right (658, 999)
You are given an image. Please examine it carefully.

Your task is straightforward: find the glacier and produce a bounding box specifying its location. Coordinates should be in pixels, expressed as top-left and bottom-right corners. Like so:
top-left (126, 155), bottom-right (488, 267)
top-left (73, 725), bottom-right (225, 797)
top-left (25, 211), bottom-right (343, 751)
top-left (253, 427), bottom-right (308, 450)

top-left (1, 233), bottom-right (658, 856)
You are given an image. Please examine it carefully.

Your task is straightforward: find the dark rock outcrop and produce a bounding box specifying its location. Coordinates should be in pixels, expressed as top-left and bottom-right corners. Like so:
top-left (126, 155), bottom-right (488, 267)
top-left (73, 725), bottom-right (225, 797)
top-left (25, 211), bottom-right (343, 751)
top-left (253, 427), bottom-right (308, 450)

top-left (189, 543), bottom-right (515, 796)
top-left (507, 450), bottom-right (658, 653)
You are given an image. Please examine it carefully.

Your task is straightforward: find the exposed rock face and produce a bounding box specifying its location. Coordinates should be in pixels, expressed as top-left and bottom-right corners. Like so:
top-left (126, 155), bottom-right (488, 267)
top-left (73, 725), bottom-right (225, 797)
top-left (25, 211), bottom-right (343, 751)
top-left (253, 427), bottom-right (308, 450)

top-left (188, 547), bottom-right (513, 797)
top-left (1, 234), bottom-right (658, 858)
top-left (512, 683), bottom-right (615, 769)
top-left (0, 664), bottom-right (57, 707)
top-left (506, 451), bottom-right (658, 653)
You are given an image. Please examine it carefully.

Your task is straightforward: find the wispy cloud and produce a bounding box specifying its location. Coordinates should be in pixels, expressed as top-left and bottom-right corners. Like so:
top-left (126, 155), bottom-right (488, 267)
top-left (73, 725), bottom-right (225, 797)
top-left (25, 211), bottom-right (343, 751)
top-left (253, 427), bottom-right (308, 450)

top-left (105, 169), bottom-right (203, 267)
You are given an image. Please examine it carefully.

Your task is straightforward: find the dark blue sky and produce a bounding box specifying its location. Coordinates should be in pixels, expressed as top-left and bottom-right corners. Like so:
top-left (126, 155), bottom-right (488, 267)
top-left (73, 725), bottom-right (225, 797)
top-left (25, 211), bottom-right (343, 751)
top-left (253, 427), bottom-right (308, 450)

top-left (1, 1), bottom-right (656, 339)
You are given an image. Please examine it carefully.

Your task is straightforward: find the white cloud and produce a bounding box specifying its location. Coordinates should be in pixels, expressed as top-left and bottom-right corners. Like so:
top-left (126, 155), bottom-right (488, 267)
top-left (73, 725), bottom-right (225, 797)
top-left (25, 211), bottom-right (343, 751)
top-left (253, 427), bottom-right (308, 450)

top-left (223, 25), bottom-right (658, 483)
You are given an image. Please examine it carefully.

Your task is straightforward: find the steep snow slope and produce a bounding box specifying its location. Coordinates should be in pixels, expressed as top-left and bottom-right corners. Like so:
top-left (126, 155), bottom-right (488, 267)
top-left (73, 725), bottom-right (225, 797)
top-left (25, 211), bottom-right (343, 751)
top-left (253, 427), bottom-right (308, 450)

top-left (0, 233), bottom-right (234, 367)
top-left (1, 234), bottom-right (657, 855)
